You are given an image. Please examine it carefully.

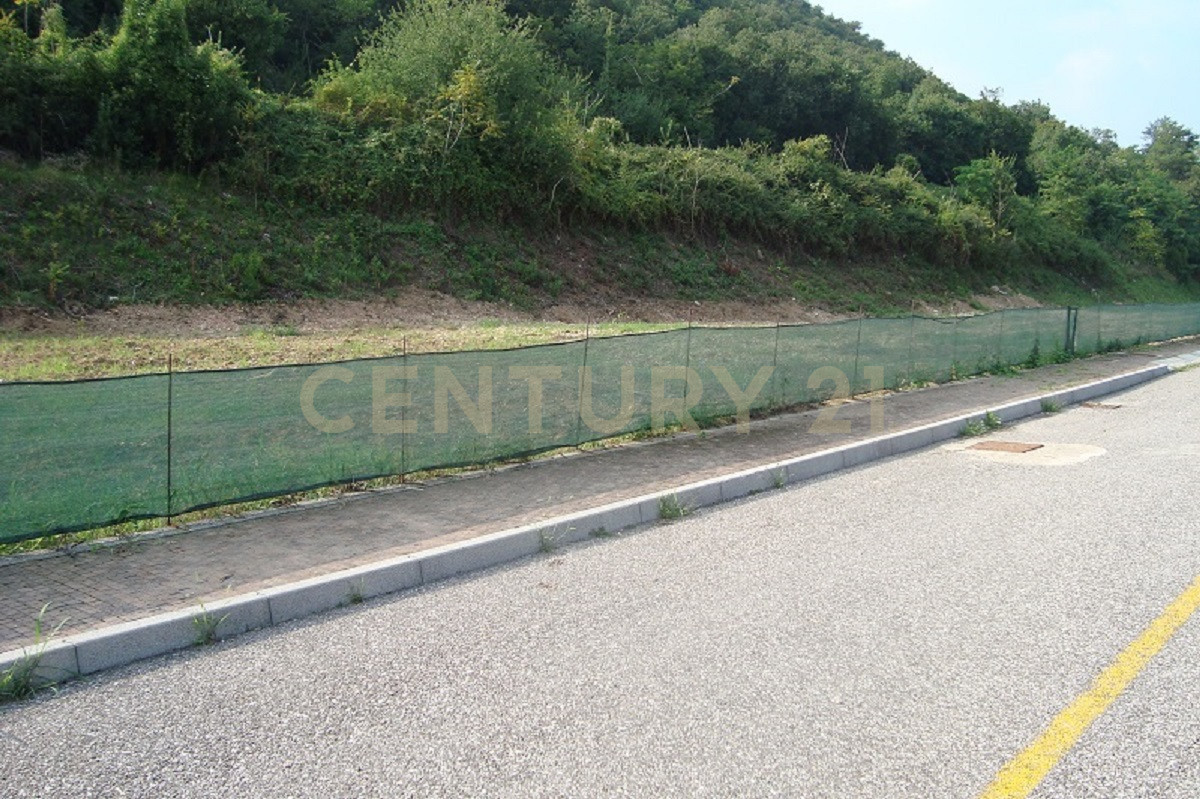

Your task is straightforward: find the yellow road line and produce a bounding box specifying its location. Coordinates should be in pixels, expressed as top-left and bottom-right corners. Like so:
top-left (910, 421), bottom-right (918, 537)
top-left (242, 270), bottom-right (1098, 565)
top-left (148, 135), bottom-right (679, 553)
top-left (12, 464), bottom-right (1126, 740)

top-left (980, 573), bottom-right (1200, 799)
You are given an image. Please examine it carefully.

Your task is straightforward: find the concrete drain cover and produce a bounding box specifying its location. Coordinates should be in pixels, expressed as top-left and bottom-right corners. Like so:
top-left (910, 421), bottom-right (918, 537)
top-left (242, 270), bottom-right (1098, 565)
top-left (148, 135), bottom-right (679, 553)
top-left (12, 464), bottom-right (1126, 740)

top-left (969, 441), bottom-right (1044, 454)
top-left (1082, 402), bottom-right (1122, 410)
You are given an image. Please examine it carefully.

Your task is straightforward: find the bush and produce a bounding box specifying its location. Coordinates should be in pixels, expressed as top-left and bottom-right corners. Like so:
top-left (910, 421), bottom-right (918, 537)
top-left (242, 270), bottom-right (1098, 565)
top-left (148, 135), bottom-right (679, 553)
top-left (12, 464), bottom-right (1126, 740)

top-left (92, 0), bottom-right (251, 169)
top-left (0, 7), bottom-right (104, 158)
top-left (311, 0), bottom-right (577, 211)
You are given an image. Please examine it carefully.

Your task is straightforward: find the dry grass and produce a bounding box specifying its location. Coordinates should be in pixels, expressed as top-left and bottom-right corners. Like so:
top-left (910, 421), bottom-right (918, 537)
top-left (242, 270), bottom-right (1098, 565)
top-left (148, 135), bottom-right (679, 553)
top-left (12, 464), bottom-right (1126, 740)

top-left (0, 320), bottom-right (683, 382)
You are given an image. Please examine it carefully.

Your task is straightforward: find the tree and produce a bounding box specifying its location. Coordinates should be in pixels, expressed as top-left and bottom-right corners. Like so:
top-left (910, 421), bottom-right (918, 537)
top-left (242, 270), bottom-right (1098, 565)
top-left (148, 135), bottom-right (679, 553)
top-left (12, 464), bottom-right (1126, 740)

top-left (185, 0), bottom-right (287, 80)
top-left (1142, 116), bottom-right (1198, 182)
top-left (94, 0), bottom-right (250, 167)
top-left (12, 0), bottom-right (41, 34)
top-left (955, 151), bottom-right (1017, 238)
top-left (899, 77), bottom-right (984, 183)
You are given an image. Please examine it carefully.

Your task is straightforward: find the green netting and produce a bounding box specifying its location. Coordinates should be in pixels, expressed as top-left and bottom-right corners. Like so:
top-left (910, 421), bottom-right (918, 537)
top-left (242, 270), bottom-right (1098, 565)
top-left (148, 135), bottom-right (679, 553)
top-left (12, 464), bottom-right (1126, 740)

top-left (684, 326), bottom-right (778, 423)
top-left (908, 317), bottom-right (958, 384)
top-left (777, 320), bottom-right (860, 406)
top-left (851, 317), bottom-right (915, 391)
top-left (0, 375), bottom-right (169, 537)
top-left (3, 302), bottom-right (1200, 544)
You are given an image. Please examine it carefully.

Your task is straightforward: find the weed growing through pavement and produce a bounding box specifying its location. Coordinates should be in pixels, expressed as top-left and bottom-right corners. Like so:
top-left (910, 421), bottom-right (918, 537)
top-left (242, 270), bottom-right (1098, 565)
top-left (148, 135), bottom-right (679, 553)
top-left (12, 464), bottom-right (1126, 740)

top-left (659, 494), bottom-right (688, 520)
top-left (539, 530), bottom-right (559, 553)
top-left (1041, 398), bottom-right (1062, 414)
top-left (347, 579), bottom-right (366, 605)
top-left (590, 526), bottom-right (615, 539)
top-left (961, 419), bottom-right (988, 437)
top-left (0, 604), bottom-right (68, 703)
top-left (772, 469), bottom-right (787, 489)
top-left (192, 603), bottom-right (230, 646)
top-left (961, 411), bottom-right (1003, 437)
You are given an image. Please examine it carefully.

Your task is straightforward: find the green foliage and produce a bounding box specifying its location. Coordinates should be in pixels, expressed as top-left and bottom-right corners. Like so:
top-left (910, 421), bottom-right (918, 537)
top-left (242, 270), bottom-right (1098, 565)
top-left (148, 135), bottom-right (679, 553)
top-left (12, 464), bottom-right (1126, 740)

top-left (0, 0), bottom-right (1196, 306)
top-left (94, 0), bottom-right (250, 168)
top-left (0, 603), bottom-right (67, 703)
top-left (185, 0), bottom-right (287, 78)
top-left (267, 0), bottom-right (383, 91)
top-left (1142, 117), bottom-right (1199, 183)
top-left (955, 152), bottom-right (1018, 238)
top-left (659, 493), bottom-right (687, 520)
top-left (309, 0), bottom-right (578, 210)
top-left (0, 5), bottom-right (105, 157)
top-left (192, 602), bottom-right (229, 645)
top-left (0, 0), bottom-right (251, 167)
top-left (960, 418), bottom-right (987, 437)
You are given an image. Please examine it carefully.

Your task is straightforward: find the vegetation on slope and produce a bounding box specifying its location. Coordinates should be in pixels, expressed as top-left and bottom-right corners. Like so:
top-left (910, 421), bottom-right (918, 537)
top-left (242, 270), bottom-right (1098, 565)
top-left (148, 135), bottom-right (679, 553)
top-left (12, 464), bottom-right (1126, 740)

top-left (1, 0), bottom-right (1198, 311)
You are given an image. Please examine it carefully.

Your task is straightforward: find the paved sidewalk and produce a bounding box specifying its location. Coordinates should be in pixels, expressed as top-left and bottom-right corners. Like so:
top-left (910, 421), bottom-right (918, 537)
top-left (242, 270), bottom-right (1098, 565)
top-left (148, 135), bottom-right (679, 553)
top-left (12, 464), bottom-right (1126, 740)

top-left (2, 340), bottom-right (1197, 651)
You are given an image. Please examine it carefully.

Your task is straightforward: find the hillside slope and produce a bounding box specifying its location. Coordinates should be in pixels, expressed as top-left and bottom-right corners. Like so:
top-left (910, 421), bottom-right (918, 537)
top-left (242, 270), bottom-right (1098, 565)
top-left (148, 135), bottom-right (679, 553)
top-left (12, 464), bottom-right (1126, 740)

top-left (0, 0), bottom-right (1197, 311)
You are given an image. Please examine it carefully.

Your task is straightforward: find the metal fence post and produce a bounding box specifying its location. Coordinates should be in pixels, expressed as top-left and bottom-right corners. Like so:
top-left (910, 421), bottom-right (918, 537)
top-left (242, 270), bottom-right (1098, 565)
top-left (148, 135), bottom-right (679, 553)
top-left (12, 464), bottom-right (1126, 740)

top-left (851, 312), bottom-right (864, 395)
top-left (400, 337), bottom-right (408, 483)
top-left (573, 318), bottom-right (591, 447)
top-left (997, 309), bottom-right (1006, 367)
top-left (771, 319), bottom-right (782, 410)
top-left (166, 353), bottom-right (173, 525)
top-left (907, 304), bottom-right (916, 384)
top-left (950, 317), bottom-right (959, 380)
top-left (684, 309), bottom-right (694, 374)
top-left (1070, 304), bottom-right (1080, 355)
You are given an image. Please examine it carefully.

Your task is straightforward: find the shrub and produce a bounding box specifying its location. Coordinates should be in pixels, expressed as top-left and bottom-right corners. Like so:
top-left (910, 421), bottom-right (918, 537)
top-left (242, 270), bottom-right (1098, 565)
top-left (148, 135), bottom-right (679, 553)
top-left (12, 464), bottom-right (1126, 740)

top-left (92, 0), bottom-right (251, 169)
top-left (310, 0), bottom-right (577, 212)
top-left (0, 7), bottom-right (104, 158)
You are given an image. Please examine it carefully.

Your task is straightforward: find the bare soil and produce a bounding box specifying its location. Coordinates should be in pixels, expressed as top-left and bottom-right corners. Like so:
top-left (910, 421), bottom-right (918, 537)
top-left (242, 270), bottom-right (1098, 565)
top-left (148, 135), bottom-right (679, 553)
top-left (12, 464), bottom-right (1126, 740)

top-left (0, 286), bottom-right (1038, 338)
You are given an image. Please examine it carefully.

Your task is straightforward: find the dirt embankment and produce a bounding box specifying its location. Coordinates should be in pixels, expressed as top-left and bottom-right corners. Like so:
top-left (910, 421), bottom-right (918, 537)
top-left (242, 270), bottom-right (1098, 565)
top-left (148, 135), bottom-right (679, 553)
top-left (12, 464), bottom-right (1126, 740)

top-left (0, 287), bottom-right (1038, 338)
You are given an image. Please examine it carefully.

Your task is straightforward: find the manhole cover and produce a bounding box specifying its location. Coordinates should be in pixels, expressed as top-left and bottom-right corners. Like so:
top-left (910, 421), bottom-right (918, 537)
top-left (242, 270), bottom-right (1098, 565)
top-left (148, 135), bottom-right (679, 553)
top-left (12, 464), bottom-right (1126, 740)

top-left (1082, 402), bottom-right (1122, 410)
top-left (968, 441), bottom-right (1045, 454)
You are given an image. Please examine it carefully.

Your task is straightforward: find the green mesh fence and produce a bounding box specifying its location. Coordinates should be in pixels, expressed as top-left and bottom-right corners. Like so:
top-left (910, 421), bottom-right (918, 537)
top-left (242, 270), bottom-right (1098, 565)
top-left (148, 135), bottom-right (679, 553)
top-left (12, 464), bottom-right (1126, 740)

top-left (3, 303), bottom-right (1199, 543)
top-left (1, 375), bottom-right (169, 538)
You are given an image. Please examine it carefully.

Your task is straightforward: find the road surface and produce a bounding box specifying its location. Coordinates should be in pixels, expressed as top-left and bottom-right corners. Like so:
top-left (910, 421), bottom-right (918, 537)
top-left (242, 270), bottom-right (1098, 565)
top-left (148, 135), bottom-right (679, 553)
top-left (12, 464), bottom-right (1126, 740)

top-left (2, 368), bottom-right (1199, 798)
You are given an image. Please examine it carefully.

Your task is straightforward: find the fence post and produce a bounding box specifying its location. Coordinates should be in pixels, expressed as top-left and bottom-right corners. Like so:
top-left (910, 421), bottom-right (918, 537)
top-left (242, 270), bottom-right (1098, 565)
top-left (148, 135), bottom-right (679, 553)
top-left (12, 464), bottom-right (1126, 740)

top-left (851, 312), bottom-right (864, 395)
top-left (400, 337), bottom-right (408, 483)
top-left (1070, 304), bottom-right (1080, 355)
top-left (997, 310), bottom-right (1006, 367)
top-left (950, 317), bottom-right (960, 380)
top-left (573, 318), bottom-right (591, 447)
top-left (684, 309), bottom-right (694, 375)
top-left (907, 303), bottom-right (916, 385)
top-left (771, 319), bottom-right (782, 410)
top-left (166, 353), bottom-right (173, 526)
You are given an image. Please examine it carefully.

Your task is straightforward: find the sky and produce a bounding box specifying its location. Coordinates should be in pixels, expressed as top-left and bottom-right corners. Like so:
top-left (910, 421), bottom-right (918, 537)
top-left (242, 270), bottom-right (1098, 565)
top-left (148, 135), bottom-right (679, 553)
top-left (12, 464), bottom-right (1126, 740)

top-left (814, 0), bottom-right (1200, 148)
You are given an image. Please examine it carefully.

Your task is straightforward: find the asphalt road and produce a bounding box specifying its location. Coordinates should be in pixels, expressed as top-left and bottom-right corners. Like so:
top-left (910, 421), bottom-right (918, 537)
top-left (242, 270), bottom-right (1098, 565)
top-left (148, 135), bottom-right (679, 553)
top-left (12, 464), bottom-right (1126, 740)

top-left (2, 368), bottom-right (1199, 798)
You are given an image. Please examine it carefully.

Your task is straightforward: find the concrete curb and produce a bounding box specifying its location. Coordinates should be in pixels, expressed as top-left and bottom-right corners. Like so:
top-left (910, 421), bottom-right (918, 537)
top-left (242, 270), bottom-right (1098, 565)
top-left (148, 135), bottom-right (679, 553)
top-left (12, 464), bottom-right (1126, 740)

top-left (1159, 350), bottom-right (1200, 371)
top-left (0, 361), bottom-right (1173, 689)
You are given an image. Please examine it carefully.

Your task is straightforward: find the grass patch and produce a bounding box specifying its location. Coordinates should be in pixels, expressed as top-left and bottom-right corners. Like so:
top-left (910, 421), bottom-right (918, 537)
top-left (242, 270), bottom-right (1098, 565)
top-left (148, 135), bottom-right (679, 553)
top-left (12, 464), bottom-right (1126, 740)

top-left (1, 604), bottom-right (68, 703)
top-left (192, 603), bottom-right (230, 646)
top-left (1041, 398), bottom-right (1063, 414)
top-left (961, 411), bottom-right (1003, 437)
top-left (0, 321), bottom-right (686, 381)
top-left (960, 419), bottom-right (988, 437)
top-left (658, 494), bottom-right (688, 520)
top-left (960, 417), bottom-right (988, 436)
